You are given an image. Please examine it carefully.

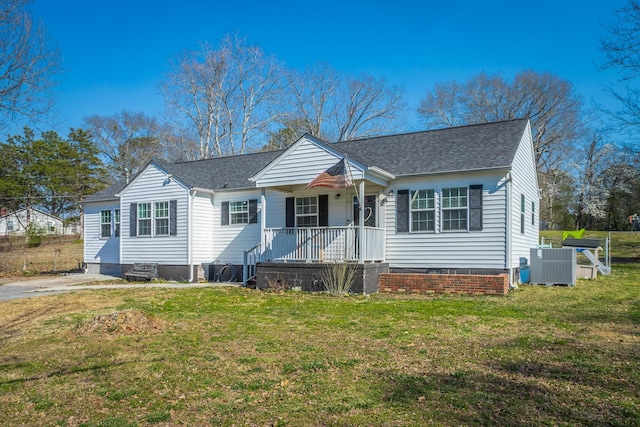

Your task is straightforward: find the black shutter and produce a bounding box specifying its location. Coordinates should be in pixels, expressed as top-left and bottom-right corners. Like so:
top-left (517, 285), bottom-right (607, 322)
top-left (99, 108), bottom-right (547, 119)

top-left (221, 201), bottom-right (229, 226)
top-left (353, 197), bottom-right (360, 226)
top-left (285, 197), bottom-right (295, 228)
top-left (170, 199), bottom-right (177, 235)
top-left (129, 203), bottom-right (137, 237)
top-left (318, 195), bottom-right (328, 227)
top-left (396, 190), bottom-right (409, 233)
top-left (249, 199), bottom-right (258, 224)
top-left (469, 185), bottom-right (483, 231)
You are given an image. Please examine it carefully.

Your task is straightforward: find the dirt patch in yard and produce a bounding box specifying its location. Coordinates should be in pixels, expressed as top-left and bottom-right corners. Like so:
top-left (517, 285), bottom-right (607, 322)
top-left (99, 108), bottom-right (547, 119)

top-left (75, 310), bottom-right (168, 335)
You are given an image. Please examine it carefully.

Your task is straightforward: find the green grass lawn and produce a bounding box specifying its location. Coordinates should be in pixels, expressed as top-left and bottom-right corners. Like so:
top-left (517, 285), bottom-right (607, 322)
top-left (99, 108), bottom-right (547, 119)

top-left (0, 231), bottom-right (638, 426)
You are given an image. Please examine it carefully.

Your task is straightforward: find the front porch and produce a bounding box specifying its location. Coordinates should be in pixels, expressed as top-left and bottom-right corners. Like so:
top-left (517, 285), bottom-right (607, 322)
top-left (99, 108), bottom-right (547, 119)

top-left (242, 225), bottom-right (386, 288)
top-left (263, 226), bottom-right (385, 263)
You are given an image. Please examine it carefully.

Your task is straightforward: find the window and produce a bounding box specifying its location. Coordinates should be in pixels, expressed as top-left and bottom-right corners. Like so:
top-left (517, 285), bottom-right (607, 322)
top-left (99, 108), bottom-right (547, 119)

top-left (155, 201), bottom-right (169, 236)
top-left (442, 187), bottom-right (468, 231)
top-left (7, 220), bottom-right (13, 231)
top-left (131, 200), bottom-right (176, 237)
top-left (114, 209), bottom-right (120, 237)
top-left (100, 210), bottom-right (112, 238)
top-left (520, 194), bottom-right (525, 234)
top-left (531, 201), bottom-right (535, 226)
top-left (230, 201), bottom-right (249, 224)
top-left (138, 203), bottom-right (151, 236)
top-left (296, 196), bottom-right (318, 227)
top-left (410, 189), bottom-right (435, 231)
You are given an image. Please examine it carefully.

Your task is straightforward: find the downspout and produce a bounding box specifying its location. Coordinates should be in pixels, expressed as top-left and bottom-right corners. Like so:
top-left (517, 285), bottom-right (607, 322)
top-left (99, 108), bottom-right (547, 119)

top-left (188, 189), bottom-right (195, 283)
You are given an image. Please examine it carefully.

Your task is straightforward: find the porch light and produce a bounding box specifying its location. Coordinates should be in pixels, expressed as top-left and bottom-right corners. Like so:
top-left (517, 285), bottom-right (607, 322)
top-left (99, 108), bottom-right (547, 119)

top-left (334, 193), bottom-right (341, 200)
top-left (388, 189), bottom-right (394, 196)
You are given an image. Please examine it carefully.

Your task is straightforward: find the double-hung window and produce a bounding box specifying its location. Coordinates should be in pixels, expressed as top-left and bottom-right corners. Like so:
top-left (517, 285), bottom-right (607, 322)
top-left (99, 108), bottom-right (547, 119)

top-left (114, 209), bottom-right (121, 237)
top-left (100, 210), bottom-right (112, 238)
top-left (410, 189), bottom-right (435, 232)
top-left (531, 201), bottom-right (535, 226)
top-left (442, 187), bottom-right (468, 231)
top-left (137, 203), bottom-right (152, 236)
top-left (155, 201), bottom-right (169, 236)
top-left (230, 201), bottom-right (249, 224)
top-left (296, 196), bottom-right (318, 227)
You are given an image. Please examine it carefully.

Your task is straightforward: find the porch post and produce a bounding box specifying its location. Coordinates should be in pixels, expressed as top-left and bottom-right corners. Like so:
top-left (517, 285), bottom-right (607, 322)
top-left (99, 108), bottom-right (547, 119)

top-left (260, 189), bottom-right (266, 260)
top-left (358, 180), bottom-right (365, 263)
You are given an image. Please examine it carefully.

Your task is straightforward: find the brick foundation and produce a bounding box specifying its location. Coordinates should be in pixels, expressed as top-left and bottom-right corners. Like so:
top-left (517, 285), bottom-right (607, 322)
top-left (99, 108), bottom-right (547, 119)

top-left (378, 273), bottom-right (510, 296)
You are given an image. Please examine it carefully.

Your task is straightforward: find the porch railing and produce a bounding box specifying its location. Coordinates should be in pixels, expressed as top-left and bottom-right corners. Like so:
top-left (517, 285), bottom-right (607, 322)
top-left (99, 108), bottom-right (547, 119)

top-left (242, 242), bottom-right (261, 285)
top-left (263, 226), bottom-right (385, 262)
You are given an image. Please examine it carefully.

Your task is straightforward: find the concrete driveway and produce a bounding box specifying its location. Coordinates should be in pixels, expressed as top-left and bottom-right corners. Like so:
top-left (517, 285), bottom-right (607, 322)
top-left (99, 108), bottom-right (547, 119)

top-left (0, 274), bottom-right (239, 302)
top-left (0, 274), bottom-right (119, 301)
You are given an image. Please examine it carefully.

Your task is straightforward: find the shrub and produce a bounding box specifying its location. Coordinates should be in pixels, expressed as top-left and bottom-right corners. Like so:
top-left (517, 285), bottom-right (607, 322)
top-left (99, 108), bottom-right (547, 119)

top-left (321, 261), bottom-right (357, 295)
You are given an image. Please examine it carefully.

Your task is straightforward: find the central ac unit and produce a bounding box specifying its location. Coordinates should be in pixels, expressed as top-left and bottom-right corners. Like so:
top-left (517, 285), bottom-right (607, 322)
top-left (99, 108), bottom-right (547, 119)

top-left (529, 248), bottom-right (576, 286)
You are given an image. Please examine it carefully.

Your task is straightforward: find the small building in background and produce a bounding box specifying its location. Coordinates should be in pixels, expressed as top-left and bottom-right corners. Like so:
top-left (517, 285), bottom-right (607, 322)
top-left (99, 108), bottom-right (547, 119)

top-left (0, 207), bottom-right (71, 237)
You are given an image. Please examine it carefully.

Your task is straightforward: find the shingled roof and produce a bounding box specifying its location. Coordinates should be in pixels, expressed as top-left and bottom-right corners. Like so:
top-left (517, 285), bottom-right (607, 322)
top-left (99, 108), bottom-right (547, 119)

top-left (83, 119), bottom-right (528, 202)
top-left (83, 181), bottom-right (126, 203)
top-left (336, 118), bottom-right (528, 176)
top-left (157, 149), bottom-right (283, 191)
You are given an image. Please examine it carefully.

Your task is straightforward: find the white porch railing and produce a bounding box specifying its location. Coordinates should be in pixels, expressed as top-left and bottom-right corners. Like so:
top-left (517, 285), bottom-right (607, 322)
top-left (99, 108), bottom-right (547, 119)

top-left (263, 226), bottom-right (385, 262)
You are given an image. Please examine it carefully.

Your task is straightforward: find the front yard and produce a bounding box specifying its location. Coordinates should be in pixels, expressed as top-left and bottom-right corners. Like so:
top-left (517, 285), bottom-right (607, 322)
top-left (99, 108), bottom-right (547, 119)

top-left (1, 257), bottom-right (639, 426)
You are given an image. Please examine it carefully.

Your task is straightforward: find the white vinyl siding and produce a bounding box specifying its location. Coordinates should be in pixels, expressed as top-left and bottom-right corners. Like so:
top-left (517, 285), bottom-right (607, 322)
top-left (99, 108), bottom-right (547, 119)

top-left (254, 137), bottom-right (365, 187)
top-left (120, 165), bottom-right (189, 265)
top-left (509, 122), bottom-right (540, 267)
top-left (84, 201), bottom-right (120, 264)
top-left (212, 191), bottom-right (263, 264)
top-left (386, 173), bottom-right (507, 270)
top-left (191, 191), bottom-right (214, 264)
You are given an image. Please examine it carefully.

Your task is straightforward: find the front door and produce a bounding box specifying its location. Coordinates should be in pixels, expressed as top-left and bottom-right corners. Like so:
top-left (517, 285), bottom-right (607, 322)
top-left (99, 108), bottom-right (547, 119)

top-left (354, 195), bottom-right (376, 227)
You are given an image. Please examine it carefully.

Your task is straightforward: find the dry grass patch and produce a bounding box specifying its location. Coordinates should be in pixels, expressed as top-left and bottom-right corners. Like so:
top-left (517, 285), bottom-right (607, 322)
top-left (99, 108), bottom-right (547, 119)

top-left (75, 310), bottom-right (169, 335)
top-left (0, 236), bottom-right (83, 277)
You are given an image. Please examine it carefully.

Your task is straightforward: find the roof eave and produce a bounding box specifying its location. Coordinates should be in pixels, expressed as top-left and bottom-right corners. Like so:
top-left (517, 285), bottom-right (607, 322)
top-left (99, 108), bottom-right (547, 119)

top-left (393, 165), bottom-right (512, 179)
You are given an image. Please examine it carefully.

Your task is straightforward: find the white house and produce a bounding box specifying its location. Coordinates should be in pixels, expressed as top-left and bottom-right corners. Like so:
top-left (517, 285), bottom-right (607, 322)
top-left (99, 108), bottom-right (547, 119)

top-left (83, 119), bottom-right (540, 292)
top-left (0, 208), bottom-right (70, 237)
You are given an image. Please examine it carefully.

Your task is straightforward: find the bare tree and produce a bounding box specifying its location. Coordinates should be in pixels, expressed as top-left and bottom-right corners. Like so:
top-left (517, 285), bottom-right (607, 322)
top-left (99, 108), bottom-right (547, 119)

top-left (83, 111), bottom-right (168, 183)
top-left (159, 35), bottom-right (284, 159)
top-left (281, 63), bottom-right (407, 143)
top-left (417, 70), bottom-right (584, 172)
top-left (0, 0), bottom-right (59, 128)
top-left (600, 0), bottom-right (640, 132)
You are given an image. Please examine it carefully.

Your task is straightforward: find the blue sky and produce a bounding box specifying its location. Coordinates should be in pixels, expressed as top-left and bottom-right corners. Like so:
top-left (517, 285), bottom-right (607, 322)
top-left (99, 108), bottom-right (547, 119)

top-left (17, 0), bottom-right (625, 137)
